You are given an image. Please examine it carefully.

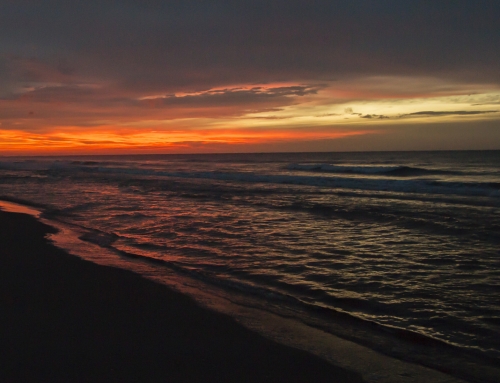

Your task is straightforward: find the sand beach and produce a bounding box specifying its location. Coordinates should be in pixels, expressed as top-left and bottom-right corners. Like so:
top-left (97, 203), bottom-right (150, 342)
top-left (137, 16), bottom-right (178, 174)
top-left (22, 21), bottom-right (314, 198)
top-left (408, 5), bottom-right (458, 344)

top-left (0, 208), bottom-right (365, 382)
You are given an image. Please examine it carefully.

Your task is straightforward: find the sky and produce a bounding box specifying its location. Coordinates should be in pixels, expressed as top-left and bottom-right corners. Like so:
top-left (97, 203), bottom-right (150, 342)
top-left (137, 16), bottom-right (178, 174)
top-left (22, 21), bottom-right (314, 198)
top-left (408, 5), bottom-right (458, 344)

top-left (1, 0), bottom-right (500, 155)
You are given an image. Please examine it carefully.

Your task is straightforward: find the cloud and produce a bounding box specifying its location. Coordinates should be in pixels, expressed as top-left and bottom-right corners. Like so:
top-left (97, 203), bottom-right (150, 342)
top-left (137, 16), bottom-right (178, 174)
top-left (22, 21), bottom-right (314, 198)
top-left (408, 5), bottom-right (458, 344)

top-left (248, 116), bottom-right (293, 120)
top-left (472, 102), bottom-right (500, 106)
top-left (1, 1), bottom-right (500, 95)
top-left (3, 84), bottom-right (99, 102)
top-left (315, 113), bottom-right (340, 117)
top-left (140, 85), bottom-right (321, 107)
top-left (361, 114), bottom-right (389, 119)
top-left (399, 110), bottom-right (499, 118)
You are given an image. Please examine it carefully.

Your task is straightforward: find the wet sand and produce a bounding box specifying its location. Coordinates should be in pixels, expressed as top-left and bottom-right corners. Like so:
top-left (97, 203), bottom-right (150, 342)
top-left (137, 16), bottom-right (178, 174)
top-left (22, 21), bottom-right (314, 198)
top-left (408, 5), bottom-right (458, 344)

top-left (0, 209), bottom-right (365, 382)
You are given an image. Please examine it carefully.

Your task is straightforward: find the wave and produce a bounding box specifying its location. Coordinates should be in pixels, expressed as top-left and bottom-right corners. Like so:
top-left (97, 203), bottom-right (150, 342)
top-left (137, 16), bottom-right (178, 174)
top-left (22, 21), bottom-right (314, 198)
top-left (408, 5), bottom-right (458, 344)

top-left (4, 158), bottom-right (499, 201)
top-left (66, 166), bottom-right (500, 199)
top-left (287, 163), bottom-right (459, 177)
top-left (0, 160), bottom-right (54, 171)
top-left (0, 195), bottom-right (48, 209)
top-left (71, 160), bottom-right (101, 166)
top-left (74, 233), bottom-right (500, 373)
top-left (79, 230), bottom-right (119, 247)
top-left (0, 159), bottom-right (130, 171)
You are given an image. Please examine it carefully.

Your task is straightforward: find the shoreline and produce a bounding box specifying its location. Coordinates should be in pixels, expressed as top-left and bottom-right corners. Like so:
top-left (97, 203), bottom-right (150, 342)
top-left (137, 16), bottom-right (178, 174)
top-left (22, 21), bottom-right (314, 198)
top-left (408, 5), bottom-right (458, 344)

top-left (0, 200), bottom-right (481, 382)
top-left (0, 207), bottom-right (365, 382)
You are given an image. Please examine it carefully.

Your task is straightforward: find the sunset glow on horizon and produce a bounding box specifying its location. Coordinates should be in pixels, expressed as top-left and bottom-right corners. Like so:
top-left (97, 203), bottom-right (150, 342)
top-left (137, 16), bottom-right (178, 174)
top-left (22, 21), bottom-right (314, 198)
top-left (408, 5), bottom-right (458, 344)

top-left (1, 2), bottom-right (499, 155)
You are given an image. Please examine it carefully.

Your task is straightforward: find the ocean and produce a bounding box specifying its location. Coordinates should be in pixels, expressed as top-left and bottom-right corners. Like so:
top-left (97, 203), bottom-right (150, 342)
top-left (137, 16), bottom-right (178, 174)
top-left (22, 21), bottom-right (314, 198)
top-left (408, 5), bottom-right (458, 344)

top-left (1, 151), bottom-right (499, 381)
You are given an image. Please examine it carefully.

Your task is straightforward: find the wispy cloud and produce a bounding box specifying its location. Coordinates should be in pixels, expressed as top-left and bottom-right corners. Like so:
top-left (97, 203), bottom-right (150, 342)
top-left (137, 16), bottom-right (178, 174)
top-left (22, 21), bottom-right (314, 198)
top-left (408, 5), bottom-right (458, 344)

top-left (138, 85), bottom-right (322, 107)
top-left (361, 114), bottom-right (389, 119)
top-left (399, 110), bottom-right (498, 118)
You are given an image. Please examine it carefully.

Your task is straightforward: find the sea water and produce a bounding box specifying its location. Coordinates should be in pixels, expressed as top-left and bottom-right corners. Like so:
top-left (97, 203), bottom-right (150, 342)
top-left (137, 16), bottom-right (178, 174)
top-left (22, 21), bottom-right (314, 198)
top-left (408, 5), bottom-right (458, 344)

top-left (0, 151), bottom-right (499, 381)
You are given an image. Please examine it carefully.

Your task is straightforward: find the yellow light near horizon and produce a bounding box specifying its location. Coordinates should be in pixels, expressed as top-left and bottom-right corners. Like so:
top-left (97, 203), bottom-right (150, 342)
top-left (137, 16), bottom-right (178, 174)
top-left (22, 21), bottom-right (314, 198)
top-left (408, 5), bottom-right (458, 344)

top-left (1, 77), bottom-right (498, 155)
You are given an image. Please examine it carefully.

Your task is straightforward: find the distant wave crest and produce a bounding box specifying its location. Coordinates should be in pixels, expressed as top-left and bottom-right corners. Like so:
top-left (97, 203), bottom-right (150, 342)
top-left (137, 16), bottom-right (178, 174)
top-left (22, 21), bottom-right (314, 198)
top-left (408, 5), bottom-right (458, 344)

top-left (86, 166), bottom-right (500, 199)
top-left (287, 163), bottom-right (458, 176)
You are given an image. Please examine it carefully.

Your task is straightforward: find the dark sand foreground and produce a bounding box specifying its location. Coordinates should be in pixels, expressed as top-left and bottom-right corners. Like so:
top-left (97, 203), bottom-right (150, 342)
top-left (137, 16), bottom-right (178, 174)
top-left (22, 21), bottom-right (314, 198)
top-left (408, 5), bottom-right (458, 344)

top-left (0, 210), bottom-right (364, 382)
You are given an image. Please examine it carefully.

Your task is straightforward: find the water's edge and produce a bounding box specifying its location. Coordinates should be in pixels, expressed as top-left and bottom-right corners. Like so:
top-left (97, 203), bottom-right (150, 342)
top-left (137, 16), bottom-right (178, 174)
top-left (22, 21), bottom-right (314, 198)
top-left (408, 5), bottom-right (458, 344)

top-left (0, 199), bottom-right (480, 383)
